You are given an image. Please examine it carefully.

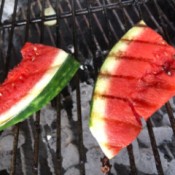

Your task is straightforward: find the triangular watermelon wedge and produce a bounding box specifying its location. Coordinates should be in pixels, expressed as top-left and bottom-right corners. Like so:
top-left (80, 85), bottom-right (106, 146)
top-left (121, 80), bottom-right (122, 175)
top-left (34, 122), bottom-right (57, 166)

top-left (0, 42), bottom-right (79, 131)
top-left (90, 21), bottom-right (175, 159)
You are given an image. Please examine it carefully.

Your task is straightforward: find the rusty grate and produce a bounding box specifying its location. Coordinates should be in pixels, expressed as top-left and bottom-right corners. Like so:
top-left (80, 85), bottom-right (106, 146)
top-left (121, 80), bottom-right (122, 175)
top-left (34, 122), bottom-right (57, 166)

top-left (0, 0), bottom-right (175, 175)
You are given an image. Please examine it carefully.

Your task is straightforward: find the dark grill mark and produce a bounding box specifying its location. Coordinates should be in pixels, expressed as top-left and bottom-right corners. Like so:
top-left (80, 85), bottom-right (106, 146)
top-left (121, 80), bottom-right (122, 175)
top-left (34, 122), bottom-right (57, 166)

top-left (131, 97), bottom-right (157, 109)
top-left (135, 24), bottom-right (147, 28)
top-left (99, 68), bottom-right (175, 91)
top-left (139, 81), bottom-right (171, 90)
top-left (121, 38), bottom-right (167, 47)
top-left (108, 53), bottom-right (153, 64)
top-left (94, 93), bottom-right (142, 123)
top-left (94, 92), bottom-right (157, 125)
top-left (94, 93), bottom-right (128, 102)
top-left (93, 115), bottom-right (141, 128)
top-left (103, 142), bottom-right (123, 149)
top-left (99, 73), bottom-right (138, 80)
top-left (107, 53), bottom-right (175, 75)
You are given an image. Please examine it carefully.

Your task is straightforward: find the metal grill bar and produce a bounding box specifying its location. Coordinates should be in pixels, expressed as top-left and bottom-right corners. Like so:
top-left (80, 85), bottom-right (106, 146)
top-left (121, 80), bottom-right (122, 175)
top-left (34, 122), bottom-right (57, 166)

top-left (0, 0), bottom-right (170, 31)
top-left (70, 1), bottom-right (93, 59)
top-left (85, 0), bottom-right (99, 76)
top-left (104, 1), bottom-right (119, 41)
top-left (5, 0), bottom-right (19, 72)
top-left (127, 144), bottom-right (137, 174)
top-left (71, 0), bottom-right (86, 174)
top-left (24, 0), bottom-right (32, 41)
top-left (56, 95), bottom-right (62, 175)
top-left (88, 4), bottom-right (109, 49)
top-left (33, 112), bottom-right (41, 175)
top-left (55, 1), bottom-right (62, 175)
top-left (153, 0), bottom-right (175, 44)
top-left (33, 1), bottom-right (46, 174)
top-left (10, 125), bottom-right (20, 175)
top-left (165, 102), bottom-right (175, 135)
top-left (0, 0), bottom-right (5, 22)
top-left (147, 119), bottom-right (164, 175)
top-left (0, 0), bottom-right (175, 175)
top-left (0, 1), bottom-right (145, 30)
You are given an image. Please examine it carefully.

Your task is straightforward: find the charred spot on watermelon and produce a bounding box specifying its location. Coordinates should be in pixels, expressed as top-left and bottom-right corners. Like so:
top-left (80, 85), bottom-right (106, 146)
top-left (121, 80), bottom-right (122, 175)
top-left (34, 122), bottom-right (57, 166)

top-left (90, 20), bottom-right (175, 159)
top-left (0, 42), bottom-right (79, 131)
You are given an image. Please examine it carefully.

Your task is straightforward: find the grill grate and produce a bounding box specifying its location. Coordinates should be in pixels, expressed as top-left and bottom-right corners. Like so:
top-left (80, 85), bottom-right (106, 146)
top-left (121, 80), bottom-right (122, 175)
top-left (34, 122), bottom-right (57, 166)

top-left (0, 0), bottom-right (175, 175)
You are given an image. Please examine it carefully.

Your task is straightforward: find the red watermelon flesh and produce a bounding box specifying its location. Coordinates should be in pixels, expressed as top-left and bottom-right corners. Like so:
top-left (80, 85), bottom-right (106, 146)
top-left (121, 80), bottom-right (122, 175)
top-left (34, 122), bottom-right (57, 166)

top-left (90, 21), bottom-right (175, 159)
top-left (0, 43), bottom-right (59, 114)
top-left (105, 26), bottom-right (175, 121)
top-left (0, 42), bottom-right (79, 130)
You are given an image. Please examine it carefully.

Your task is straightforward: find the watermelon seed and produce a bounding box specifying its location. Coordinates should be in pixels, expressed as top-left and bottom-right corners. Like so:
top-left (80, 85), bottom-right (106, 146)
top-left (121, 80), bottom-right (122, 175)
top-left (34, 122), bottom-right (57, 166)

top-left (167, 71), bottom-right (172, 76)
top-left (32, 57), bottom-right (35, 61)
top-left (33, 47), bottom-right (39, 56)
top-left (164, 51), bottom-right (168, 57)
top-left (0, 93), bottom-right (2, 96)
top-left (162, 62), bottom-right (172, 76)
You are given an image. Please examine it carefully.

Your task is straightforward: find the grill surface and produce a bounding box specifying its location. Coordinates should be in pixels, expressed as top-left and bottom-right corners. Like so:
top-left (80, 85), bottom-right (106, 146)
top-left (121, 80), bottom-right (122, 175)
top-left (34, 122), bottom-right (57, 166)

top-left (0, 0), bottom-right (175, 175)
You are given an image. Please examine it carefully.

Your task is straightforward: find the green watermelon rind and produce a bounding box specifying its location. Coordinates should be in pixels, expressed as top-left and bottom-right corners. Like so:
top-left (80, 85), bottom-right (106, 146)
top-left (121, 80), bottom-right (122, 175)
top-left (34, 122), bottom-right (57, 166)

top-left (0, 55), bottom-right (79, 131)
top-left (89, 20), bottom-right (146, 128)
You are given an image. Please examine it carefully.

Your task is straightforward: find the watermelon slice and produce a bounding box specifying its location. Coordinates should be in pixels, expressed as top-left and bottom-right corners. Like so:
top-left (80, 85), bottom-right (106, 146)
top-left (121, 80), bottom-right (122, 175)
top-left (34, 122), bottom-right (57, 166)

top-left (0, 42), bottom-right (79, 131)
top-left (90, 20), bottom-right (175, 159)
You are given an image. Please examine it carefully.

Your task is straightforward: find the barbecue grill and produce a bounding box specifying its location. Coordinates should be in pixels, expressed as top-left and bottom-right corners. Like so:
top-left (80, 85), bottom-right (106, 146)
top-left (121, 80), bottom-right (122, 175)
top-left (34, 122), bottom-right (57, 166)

top-left (0, 0), bottom-right (175, 175)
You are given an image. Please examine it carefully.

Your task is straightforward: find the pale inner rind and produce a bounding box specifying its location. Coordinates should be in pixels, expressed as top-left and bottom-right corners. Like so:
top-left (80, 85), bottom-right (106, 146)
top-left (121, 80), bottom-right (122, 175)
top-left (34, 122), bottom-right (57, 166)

top-left (90, 97), bottom-right (115, 158)
top-left (101, 41), bottom-right (128, 73)
top-left (122, 22), bottom-right (146, 40)
top-left (0, 50), bottom-right (68, 125)
top-left (94, 77), bottom-right (109, 94)
top-left (91, 97), bottom-right (106, 120)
